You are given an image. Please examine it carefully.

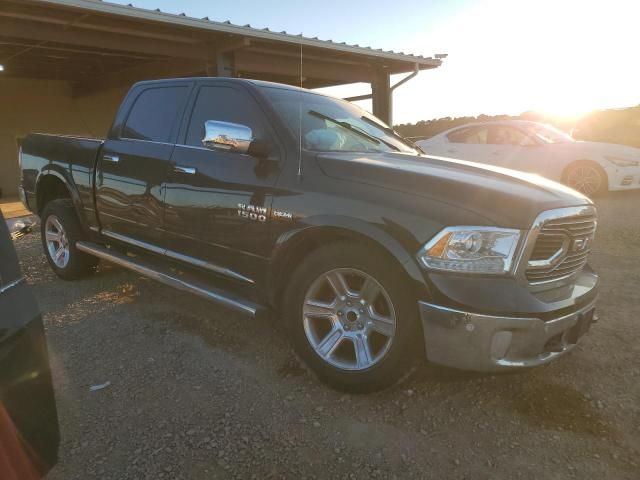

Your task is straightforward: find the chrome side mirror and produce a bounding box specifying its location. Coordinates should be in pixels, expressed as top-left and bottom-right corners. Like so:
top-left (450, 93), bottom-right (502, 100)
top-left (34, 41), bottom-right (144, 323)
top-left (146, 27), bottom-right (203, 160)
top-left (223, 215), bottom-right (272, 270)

top-left (202, 120), bottom-right (253, 154)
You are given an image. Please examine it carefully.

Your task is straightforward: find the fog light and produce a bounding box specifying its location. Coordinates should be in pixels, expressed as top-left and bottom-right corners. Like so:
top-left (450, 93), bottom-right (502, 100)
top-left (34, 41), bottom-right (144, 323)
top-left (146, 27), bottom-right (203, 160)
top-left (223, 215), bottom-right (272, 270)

top-left (621, 175), bottom-right (633, 186)
top-left (490, 331), bottom-right (512, 359)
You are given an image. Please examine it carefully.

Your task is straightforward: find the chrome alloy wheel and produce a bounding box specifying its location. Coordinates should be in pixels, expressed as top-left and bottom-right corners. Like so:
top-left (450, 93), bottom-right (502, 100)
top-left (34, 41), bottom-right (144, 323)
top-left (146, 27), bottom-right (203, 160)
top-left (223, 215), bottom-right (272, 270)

top-left (45, 215), bottom-right (70, 268)
top-left (567, 165), bottom-right (602, 196)
top-left (302, 268), bottom-right (397, 371)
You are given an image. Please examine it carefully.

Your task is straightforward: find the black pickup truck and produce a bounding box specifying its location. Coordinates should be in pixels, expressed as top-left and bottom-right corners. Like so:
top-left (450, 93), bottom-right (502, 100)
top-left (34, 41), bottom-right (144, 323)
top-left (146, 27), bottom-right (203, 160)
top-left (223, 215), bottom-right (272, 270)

top-left (19, 78), bottom-right (599, 392)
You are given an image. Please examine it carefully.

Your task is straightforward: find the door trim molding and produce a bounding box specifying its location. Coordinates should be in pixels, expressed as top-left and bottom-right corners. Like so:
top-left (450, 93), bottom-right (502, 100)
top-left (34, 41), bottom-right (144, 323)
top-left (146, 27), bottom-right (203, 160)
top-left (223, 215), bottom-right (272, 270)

top-left (101, 230), bottom-right (254, 284)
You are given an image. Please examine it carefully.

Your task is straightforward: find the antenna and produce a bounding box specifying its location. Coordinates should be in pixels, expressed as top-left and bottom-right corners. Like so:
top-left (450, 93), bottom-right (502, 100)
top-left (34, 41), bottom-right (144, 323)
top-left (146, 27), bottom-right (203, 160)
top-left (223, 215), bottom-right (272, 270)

top-left (297, 43), bottom-right (303, 179)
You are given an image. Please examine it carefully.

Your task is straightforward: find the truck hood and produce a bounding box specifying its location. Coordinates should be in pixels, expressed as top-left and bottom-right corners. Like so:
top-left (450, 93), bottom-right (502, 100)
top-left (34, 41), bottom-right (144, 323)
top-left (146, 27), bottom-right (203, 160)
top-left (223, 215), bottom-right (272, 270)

top-left (316, 151), bottom-right (592, 228)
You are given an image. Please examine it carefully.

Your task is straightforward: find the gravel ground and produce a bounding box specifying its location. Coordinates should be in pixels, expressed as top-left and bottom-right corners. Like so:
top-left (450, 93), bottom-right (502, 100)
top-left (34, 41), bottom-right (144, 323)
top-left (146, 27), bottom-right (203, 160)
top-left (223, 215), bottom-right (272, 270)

top-left (13, 191), bottom-right (640, 480)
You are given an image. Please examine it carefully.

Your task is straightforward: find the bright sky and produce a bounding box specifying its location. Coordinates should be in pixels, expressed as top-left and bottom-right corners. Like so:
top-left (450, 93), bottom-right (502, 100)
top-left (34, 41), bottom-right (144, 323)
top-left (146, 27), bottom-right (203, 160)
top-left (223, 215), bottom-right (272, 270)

top-left (111, 0), bottom-right (640, 124)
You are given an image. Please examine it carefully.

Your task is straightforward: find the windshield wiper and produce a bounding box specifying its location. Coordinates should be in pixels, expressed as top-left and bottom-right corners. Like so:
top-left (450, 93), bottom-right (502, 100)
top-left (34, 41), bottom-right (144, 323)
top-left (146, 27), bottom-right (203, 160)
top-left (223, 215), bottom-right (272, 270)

top-left (308, 110), bottom-right (384, 148)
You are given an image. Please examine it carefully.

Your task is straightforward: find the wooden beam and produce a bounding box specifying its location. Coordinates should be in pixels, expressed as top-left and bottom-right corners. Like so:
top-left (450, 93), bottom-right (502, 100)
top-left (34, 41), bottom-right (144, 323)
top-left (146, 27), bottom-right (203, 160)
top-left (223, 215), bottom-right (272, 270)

top-left (71, 36), bottom-right (253, 95)
top-left (0, 17), bottom-right (210, 60)
top-left (72, 58), bottom-right (206, 97)
top-left (235, 49), bottom-right (374, 85)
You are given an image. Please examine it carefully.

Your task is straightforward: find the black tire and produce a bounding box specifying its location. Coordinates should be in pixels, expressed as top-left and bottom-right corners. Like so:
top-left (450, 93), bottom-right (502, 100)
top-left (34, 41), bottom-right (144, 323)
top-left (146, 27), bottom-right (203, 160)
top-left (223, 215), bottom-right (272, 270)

top-left (40, 199), bottom-right (98, 280)
top-left (283, 242), bottom-right (423, 393)
top-left (563, 161), bottom-right (608, 197)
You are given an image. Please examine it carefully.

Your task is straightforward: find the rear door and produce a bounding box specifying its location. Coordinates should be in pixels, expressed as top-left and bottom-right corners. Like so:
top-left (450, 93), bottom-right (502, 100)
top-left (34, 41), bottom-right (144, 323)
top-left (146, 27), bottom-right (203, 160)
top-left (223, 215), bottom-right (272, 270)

top-left (96, 82), bottom-right (191, 248)
top-left (163, 82), bottom-right (283, 285)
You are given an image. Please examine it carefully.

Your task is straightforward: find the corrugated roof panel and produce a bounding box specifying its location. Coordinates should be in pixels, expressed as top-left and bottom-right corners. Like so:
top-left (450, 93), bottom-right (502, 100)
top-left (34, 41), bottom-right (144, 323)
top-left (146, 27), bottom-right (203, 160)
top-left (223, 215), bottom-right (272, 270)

top-left (35, 0), bottom-right (441, 67)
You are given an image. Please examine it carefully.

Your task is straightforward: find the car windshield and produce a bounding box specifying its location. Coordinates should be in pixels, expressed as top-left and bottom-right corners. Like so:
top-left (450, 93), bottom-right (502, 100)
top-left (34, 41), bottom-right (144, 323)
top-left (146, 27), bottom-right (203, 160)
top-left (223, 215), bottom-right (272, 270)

top-left (260, 86), bottom-right (419, 154)
top-left (528, 124), bottom-right (575, 144)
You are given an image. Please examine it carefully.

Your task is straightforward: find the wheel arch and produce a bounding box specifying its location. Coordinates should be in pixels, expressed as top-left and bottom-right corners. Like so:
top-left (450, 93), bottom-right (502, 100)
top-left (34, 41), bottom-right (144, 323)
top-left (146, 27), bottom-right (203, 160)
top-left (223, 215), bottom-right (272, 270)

top-left (35, 169), bottom-right (83, 218)
top-left (267, 216), bottom-right (429, 309)
top-left (561, 159), bottom-right (609, 190)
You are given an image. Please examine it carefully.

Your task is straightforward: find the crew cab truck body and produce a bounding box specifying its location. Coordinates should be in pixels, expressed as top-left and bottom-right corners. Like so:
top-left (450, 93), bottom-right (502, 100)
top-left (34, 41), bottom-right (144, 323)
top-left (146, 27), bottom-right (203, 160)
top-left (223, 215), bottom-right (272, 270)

top-left (19, 78), bottom-right (599, 392)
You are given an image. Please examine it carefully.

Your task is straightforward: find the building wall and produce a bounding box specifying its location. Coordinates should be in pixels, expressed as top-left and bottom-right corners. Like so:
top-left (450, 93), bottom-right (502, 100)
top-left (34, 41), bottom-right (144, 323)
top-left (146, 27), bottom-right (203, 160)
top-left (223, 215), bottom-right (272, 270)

top-left (0, 78), bottom-right (128, 198)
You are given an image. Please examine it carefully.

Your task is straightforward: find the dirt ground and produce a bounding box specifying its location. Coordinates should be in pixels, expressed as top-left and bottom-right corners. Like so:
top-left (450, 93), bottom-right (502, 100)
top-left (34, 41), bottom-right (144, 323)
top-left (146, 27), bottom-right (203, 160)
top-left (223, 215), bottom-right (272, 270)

top-left (14, 191), bottom-right (640, 480)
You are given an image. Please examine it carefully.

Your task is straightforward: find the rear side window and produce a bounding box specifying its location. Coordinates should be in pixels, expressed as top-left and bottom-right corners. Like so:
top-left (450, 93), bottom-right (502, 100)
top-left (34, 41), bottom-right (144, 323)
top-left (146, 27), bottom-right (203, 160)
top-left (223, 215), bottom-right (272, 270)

top-left (185, 86), bottom-right (267, 147)
top-left (122, 86), bottom-right (188, 143)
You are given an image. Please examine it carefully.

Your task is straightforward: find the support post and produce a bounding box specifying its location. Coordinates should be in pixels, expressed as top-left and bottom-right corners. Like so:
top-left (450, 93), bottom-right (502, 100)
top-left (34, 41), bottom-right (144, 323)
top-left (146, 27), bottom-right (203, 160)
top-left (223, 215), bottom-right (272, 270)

top-left (215, 50), bottom-right (235, 77)
top-left (371, 68), bottom-right (392, 125)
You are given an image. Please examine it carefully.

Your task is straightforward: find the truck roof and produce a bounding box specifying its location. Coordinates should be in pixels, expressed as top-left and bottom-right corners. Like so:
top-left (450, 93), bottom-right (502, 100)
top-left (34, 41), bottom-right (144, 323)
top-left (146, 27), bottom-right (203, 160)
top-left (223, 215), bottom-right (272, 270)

top-left (132, 77), bottom-right (309, 93)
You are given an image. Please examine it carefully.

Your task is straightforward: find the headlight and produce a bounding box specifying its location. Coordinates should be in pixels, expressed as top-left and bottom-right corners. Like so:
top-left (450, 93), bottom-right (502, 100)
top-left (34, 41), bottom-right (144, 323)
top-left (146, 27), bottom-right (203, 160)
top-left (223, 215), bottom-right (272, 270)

top-left (418, 227), bottom-right (521, 274)
top-left (605, 156), bottom-right (639, 167)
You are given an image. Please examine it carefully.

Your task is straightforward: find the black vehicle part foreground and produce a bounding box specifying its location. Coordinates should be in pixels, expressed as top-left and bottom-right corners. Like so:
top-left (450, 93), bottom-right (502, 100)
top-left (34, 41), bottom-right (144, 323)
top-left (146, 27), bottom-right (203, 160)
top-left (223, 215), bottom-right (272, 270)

top-left (0, 212), bottom-right (59, 477)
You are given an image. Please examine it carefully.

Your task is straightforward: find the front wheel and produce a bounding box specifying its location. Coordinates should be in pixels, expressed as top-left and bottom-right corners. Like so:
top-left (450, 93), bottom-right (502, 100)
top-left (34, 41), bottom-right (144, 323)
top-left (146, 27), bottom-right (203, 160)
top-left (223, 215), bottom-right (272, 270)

top-left (283, 243), bottom-right (422, 393)
top-left (564, 161), bottom-right (608, 197)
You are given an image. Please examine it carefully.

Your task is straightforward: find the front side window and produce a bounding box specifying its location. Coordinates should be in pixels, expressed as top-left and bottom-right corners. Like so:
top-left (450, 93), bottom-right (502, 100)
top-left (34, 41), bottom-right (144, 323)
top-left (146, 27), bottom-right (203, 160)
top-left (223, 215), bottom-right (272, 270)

top-left (448, 126), bottom-right (490, 144)
top-left (122, 86), bottom-right (188, 143)
top-left (260, 86), bottom-right (418, 154)
top-left (185, 86), bottom-right (267, 147)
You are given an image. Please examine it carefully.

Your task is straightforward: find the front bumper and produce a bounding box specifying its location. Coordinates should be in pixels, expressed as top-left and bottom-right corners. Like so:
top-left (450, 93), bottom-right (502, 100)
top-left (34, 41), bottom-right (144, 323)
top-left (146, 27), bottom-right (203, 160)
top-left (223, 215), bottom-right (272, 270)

top-left (419, 299), bottom-right (597, 371)
top-left (608, 166), bottom-right (640, 191)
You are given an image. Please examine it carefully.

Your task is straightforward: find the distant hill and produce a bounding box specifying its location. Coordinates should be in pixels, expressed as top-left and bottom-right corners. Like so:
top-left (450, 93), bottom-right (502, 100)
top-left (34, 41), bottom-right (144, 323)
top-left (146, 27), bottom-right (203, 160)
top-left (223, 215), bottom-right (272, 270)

top-left (395, 105), bottom-right (640, 148)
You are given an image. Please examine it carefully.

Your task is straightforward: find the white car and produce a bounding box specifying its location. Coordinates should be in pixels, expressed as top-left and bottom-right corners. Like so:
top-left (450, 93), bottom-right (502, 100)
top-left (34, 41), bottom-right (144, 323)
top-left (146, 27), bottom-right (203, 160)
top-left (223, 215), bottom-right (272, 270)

top-left (416, 120), bottom-right (640, 196)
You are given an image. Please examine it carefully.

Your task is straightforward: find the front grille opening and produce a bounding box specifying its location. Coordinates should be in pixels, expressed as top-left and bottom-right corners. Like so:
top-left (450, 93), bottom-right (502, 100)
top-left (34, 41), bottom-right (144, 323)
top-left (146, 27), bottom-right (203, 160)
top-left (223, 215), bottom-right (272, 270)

top-left (529, 233), bottom-right (565, 261)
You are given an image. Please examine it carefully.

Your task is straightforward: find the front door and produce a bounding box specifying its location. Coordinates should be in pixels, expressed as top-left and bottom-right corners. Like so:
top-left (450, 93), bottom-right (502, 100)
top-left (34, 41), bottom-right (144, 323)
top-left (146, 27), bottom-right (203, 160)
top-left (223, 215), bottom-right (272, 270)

top-left (163, 83), bottom-right (283, 285)
top-left (95, 83), bottom-right (191, 248)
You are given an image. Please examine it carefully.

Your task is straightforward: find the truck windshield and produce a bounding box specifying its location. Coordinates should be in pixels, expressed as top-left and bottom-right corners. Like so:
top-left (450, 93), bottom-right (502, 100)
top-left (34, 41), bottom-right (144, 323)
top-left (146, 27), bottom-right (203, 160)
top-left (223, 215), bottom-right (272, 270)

top-left (260, 86), bottom-right (419, 154)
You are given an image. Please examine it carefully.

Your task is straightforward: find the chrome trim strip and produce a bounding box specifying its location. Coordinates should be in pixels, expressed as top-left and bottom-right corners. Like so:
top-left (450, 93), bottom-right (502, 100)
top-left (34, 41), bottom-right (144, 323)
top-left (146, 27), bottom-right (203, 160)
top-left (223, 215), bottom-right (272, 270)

top-left (102, 230), bottom-right (254, 284)
top-left (103, 230), bottom-right (165, 255)
top-left (76, 242), bottom-right (257, 316)
top-left (420, 298), bottom-right (597, 324)
top-left (0, 277), bottom-right (26, 295)
top-left (117, 138), bottom-right (175, 147)
top-left (175, 144), bottom-right (211, 152)
top-left (164, 249), bottom-right (254, 284)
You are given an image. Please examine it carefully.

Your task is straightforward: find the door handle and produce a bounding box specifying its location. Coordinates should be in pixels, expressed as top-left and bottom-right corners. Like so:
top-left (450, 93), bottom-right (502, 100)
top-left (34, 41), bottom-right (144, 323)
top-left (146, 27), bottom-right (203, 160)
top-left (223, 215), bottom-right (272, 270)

top-left (174, 165), bottom-right (196, 175)
top-left (103, 155), bottom-right (120, 163)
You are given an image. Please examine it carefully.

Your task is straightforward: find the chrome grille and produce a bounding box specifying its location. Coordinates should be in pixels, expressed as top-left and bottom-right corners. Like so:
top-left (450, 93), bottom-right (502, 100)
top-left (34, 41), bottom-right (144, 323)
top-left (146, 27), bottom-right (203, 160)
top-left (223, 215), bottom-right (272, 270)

top-left (526, 211), bottom-right (597, 284)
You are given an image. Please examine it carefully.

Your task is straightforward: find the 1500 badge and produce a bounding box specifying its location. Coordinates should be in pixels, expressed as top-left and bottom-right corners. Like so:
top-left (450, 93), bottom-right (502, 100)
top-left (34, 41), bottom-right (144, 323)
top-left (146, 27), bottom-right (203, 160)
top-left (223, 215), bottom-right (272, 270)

top-left (237, 203), bottom-right (267, 222)
top-left (237, 203), bottom-right (293, 222)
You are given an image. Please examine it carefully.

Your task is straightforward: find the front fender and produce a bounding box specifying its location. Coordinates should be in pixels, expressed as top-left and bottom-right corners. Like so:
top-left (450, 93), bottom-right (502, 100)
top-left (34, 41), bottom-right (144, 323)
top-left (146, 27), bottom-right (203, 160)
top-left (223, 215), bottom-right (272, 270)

top-left (268, 214), bottom-right (431, 305)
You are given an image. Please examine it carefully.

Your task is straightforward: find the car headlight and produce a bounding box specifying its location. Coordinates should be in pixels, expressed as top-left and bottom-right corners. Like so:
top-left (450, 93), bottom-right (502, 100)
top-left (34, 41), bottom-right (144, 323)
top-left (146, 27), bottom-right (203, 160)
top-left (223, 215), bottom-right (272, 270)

top-left (417, 227), bottom-right (521, 274)
top-left (605, 156), bottom-right (639, 167)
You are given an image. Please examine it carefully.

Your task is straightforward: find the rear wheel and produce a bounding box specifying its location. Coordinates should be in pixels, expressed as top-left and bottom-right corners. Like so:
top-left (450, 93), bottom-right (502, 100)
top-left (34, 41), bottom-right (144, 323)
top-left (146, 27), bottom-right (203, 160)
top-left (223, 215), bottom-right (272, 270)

top-left (41, 199), bottom-right (98, 280)
top-left (283, 242), bottom-right (422, 393)
top-left (564, 161), bottom-right (608, 197)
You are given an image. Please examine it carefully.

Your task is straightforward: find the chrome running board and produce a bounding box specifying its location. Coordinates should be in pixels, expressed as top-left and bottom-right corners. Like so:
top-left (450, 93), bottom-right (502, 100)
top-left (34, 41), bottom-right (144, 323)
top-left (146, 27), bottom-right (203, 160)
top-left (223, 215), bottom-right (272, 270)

top-left (76, 241), bottom-right (261, 318)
